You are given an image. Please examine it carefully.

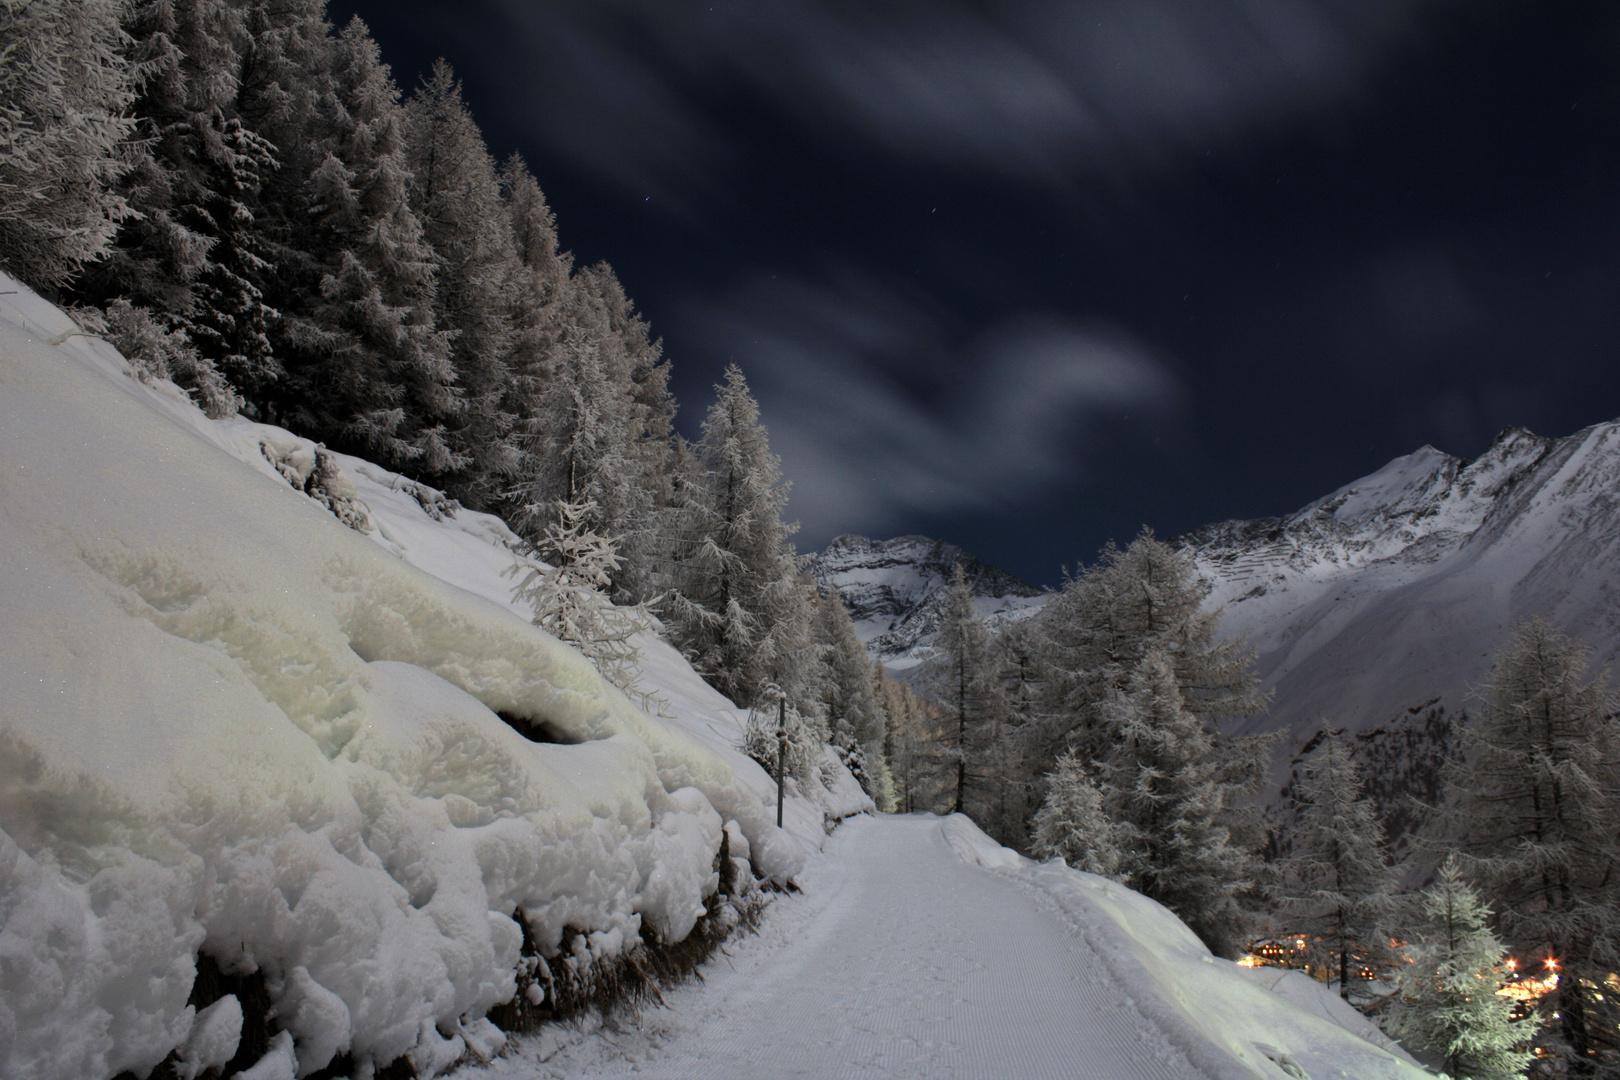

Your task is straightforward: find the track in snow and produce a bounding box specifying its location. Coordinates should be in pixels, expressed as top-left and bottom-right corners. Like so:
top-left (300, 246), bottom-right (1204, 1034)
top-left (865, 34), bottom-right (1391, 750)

top-left (476, 814), bottom-right (1202, 1079)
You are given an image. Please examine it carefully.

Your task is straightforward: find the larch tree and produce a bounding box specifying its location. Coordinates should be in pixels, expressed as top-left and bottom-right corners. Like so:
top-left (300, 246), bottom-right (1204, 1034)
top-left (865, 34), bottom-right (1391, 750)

top-left (878, 661), bottom-right (938, 814)
top-left (1435, 619), bottom-right (1620, 1075)
top-left (811, 584), bottom-right (892, 804)
top-left (509, 496), bottom-right (656, 705)
top-left (1389, 856), bottom-right (1531, 1080)
top-left (994, 616), bottom-right (1045, 844)
top-left (0, 0), bottom-right (138, 289)
top-left (1034, 528), bottom-right (1264, 766)
top-left (521, 338), bottom-right (640, 582)
top-left (663, 365), bottom-right (806, 708)
top-left (501, 154), bottom-right (573, 494)
top-left (1277, 735), bottom-right (1402, 999)
top-left (921, 564), bottom-right (1006, 820)
top-left (1094, 649), bottom-right (1259, 957)
top-left (566, 261), bottom-right (675, 600)
top-left (1030, 751), bottom-right (1122, 877)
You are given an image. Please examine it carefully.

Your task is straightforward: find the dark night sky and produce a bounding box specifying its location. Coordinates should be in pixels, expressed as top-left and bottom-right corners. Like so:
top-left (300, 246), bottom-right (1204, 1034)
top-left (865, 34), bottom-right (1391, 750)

top-left (329, 0), bottom-right (1620, 587)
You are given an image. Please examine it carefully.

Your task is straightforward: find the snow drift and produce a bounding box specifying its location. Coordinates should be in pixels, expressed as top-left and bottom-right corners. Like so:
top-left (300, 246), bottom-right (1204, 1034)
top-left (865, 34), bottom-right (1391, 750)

top-left (0, 270), bottom-right (867, 1080)
top-left (941, 816), bottom-right (1426, 1080)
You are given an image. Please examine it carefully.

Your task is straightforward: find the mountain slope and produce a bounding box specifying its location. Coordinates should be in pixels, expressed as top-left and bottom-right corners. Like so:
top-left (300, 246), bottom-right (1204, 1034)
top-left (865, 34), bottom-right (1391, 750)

top-left (1180, 422), bottom-right (1620, 752)
top-left (813, 421), bottom-right (1620, 774)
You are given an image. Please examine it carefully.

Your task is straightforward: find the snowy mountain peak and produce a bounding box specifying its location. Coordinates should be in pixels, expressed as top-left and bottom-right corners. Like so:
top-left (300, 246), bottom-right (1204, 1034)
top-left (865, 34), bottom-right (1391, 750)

top-left (1178, 419), bottom-right (1620, 757)
top-left (809, 534), bottom-right (1042, 668)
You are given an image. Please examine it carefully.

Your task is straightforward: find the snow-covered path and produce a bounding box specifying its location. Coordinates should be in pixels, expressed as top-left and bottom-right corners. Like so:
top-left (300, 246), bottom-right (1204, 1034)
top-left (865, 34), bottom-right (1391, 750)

top-left (477, 813), bottom-right (1200, 1079)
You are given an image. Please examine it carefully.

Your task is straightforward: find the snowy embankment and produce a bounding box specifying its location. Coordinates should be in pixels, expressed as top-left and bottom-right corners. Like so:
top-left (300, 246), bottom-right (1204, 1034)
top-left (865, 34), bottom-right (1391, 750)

top-left (0, 270), bottom-right (868, 1080)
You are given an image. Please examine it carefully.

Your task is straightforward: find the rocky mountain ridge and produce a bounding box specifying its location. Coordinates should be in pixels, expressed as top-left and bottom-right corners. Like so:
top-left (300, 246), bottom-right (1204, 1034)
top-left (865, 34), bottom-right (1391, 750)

top-left (813, 421), bottom-right (1620, 755)
top-left (806, 534), bottom-right (1043, 670)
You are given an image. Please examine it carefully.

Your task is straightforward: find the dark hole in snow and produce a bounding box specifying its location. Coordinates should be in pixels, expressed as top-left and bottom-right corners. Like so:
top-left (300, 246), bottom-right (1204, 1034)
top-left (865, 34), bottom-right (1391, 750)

top-left (190, 952), bottom-right (276, 1078)
top-left (497, 709), bottom-right (588, 745)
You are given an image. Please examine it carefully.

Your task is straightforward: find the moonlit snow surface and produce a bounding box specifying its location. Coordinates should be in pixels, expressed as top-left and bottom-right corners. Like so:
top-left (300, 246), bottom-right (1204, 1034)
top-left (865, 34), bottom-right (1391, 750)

top-left (0, 270), bottom-right (866, 1079)
top-left (461, 815), bottom-right (1426, 1080)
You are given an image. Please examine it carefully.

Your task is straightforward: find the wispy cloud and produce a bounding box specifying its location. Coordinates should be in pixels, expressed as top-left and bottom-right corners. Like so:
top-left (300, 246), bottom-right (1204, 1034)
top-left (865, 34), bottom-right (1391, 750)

top-left (481, 0), bottom-right (1432, 199)
top-left (684, 276), bottom-right (1186, 543)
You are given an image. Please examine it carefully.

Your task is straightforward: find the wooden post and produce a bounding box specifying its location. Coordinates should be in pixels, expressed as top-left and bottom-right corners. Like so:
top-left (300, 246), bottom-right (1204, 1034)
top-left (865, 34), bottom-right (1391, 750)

top-left (776, 697), bottom-right (786, 829)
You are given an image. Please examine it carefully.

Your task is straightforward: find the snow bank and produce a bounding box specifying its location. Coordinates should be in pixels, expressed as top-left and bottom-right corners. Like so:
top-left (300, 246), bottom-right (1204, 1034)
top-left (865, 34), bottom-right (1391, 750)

top-left (0, 271), bottom-right (851, 1079)
top-left (936, 817), bottom-right (1427, 1080)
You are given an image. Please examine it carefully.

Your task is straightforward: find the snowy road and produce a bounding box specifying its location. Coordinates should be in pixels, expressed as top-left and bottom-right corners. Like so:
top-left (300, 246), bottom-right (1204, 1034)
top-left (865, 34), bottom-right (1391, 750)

top-left (478, 813), bottom-right (1200, 1079)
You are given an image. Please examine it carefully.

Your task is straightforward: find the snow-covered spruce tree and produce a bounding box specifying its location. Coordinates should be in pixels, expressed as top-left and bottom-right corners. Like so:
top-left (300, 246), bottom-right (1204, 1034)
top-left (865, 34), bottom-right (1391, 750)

top-left (510, 496), bottom-right (657, 703)
top-left (662, 365), bottom-right (808, 708)
top-left (72, 0), bottom-right (244, 317)
top-left (267, 17), bottom-right (461, 476)
top-left (1277, 735), bottom-right (1402, 999)
top-left (1030, 751), bottom-right (1122, 876)
top-left (921, 564), bottom-right (1007, 820)
top-left (1434, 619), bottom-right (1620, 1075)
top-left (1033, 528), bottom-right (1264, 766)
top-left (1093, 649), bottom-right (1260, 956)
top-left (404, 60), bottom-right (521, 507)
top-left (1389, 856), bottom-right (1531, 1080)
top-left (185, 117), bottom-right (280, 405)
top-left (811, 584), bottom-right (893, 804)
top-left (0, 0), bottom-right (137, 289)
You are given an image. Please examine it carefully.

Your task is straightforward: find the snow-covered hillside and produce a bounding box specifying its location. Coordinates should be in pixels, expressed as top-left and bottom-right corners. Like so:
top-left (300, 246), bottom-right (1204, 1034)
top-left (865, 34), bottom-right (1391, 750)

top-left (807, 534), bottom-right (1043, 670)
top-left (1180, 423), bottom-right (1620, 754)
top-left (0, 270), bottom-right (869, 1080)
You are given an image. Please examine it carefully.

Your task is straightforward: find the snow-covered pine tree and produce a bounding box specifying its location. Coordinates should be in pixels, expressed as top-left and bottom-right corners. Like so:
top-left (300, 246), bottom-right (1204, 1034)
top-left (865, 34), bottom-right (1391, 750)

top-left (404, 60), bottom-right (521, 508)
top-left (921, 564), bottom-right (1007, 820)
top-left (0, 0), bottom-right (137, 288)
top-left (1093, 648), bottom-right (1259, 956)
top-left (1434, 619), bottom-right (1620, 1075)
top-left (268, 17), bottom-right (460, 476)
top-left (1030, 751), bottom-right (1122, 876)
top-left (509, 496), bottom-right (656, 703)
top-left (662, 365), bottom-right (807, 708)
top-left (811, 584), bottom-right (892, 803)
top-left (186, 114), bottom-right (280, 405)
top-left (1389, 856), bottom-right (1531, 1080)
top-left (1278, 735), bottom-right (1401, 999)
